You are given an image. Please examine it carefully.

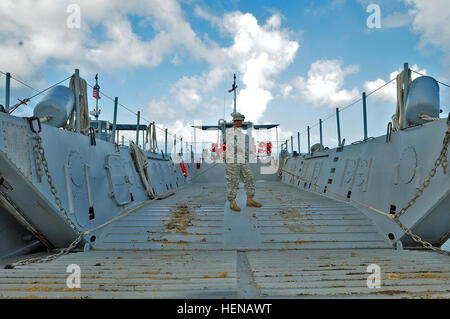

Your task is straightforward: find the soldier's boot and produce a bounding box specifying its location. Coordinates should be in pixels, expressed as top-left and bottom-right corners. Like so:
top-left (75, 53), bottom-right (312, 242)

top-left (230, 200), bottom-right (241, 212)
top-left (246, 197), bottom-right (262, 207)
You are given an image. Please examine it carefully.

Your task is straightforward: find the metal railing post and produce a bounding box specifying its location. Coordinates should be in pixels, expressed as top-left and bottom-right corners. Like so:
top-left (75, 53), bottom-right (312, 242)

top-left (5, 72), bottom-right (10, 111)
top-left (319, 118), bottom-right (323, 145)
top-left (165, 128), bottom-right (168, 156)
top-left (336, 108), bottom-right (341, 147)
top-left (291, 136), bottom-right (294, 154)
top-left (112, 97), bottom-right (118, 143)
top-left (297, 132), bottom-right (300, 154)
top-left (174, 134), bottom-right (177, 155)
top-left (136, 111), bottom-right (140, 147)
top-left (307, 126), bottom-right (311, 154)
top-left (362, 92), bottom-right (368, 140)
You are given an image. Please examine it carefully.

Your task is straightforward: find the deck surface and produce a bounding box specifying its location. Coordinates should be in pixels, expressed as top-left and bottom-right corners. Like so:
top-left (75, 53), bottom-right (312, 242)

top-left (0, 180), bottom-right (449, 298)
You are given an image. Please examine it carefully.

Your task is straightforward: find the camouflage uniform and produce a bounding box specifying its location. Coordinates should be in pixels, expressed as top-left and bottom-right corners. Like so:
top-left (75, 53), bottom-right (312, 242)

top-left (225, 163), bottom-right (255, 201)
top-left (225, 112), bottom-right (256, 201)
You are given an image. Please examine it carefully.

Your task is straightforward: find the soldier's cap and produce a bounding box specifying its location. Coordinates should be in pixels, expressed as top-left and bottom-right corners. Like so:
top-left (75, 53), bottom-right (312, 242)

top-left (231, 112), bottom-right (245, 121)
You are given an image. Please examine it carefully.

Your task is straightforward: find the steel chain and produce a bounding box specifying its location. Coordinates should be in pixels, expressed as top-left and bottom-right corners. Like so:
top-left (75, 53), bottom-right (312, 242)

top-left (279, 127), bottom-right (450, 256)
top-left (8, 235), bottom-right (84, 268)
top-left (6, 130), bottom-right (85, 269)
top-left (394, 127), bottom-right (449, 219)
top-left (33, 132), bottom-right (81, 235)
top-left (391, 127), bottom-right (449, 256)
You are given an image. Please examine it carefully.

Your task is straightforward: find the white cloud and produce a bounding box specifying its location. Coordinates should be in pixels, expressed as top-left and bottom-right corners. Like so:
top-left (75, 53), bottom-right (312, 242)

top-left (0, 0), bottom-right (211, 84)
top-left (166, 10), bottom-right (299, 122)
top-left (287, 59), bottom-right (360, 108)
top-left (382, 12), bottom-right (413, 28)
top-left (145, 98), bottom-right (179, 121)
top-left (363, 64), bottom-right (427, 102)
top-left (1, 2), bottom-right (299, 124)
top-left (406, 0), bottom-right (450, 76)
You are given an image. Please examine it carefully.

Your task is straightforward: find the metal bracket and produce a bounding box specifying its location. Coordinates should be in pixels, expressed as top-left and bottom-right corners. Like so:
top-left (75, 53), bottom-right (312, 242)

top-left (27, 116), bottom-right (41, 133)
top-left (386, 122), bottom-right (393, 143)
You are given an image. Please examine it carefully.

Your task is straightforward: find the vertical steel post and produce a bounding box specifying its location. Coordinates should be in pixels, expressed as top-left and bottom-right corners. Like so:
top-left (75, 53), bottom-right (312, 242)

top-left (297, 132), bottom-right (300, 154)
top-left (74, 69), bottom-right (81, 133)
top-left (402, 62), bottom-right (409, 130)
top-left (174, 134), bottom-right (177, 155)
top-left (336, 108), bottom-right (341, 147)
top-left (362, 92), bottom-right (368, 140)
top-left (181, 137), bottom-right (183, 156)
top-left (112, 97), bottom-right (118, 143)
top-left (165, 128), bottom-right (168, 156)
top-left (276, 126), bottom-right (279, 158)
top-left (5, 72), bottom-right (10, 111)
top-left (319, 119), bottom-right (323, 145)
top-left (122, 135), bottom-right (124, 146)
top-left (193, 127), bottom-right (197, 160)
top-left (191, 144), bottom-right (193, 163)
top-left (136, 111), bottom-right (140, 147)
top-left (307, 126), bottom-right (311, 154)
top-left (291, 136), bottom-right (294, 154)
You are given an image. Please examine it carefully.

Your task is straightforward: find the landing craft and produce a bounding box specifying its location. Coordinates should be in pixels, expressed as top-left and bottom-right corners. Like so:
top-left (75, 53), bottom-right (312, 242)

top-left (0, 63), bottom-right (448, 299)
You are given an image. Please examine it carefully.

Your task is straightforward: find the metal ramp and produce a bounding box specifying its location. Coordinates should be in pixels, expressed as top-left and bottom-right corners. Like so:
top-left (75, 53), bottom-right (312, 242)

top-left (92, 181), bottom-right (391, 250)
top-left (0, 181), bottom-right (449, 298)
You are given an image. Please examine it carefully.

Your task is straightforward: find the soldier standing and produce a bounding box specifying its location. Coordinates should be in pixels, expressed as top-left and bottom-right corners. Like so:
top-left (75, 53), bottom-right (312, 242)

top-left (224, 112), bottom-right (262, 212)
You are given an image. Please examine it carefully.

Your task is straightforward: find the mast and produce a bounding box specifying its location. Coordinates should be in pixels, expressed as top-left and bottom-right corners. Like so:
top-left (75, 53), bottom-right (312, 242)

top-left (95, 73), bottom-right (100, 120)
top-left (233, 73), bottom-right (237, 114)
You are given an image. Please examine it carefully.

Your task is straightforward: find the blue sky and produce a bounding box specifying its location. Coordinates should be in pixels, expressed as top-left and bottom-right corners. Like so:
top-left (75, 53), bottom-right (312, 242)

top-left (0, 0), bottom-right (449, 152)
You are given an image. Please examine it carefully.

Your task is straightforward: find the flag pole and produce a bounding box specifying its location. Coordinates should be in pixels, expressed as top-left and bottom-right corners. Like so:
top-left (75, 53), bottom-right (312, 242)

top-left (95, 74), bottom-right (99, 120)
top-left (233, 73), bottom-right (236, 114)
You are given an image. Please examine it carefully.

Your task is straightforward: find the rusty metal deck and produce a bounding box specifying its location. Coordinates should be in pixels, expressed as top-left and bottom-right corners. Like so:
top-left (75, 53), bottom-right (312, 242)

top-left (0, 181), bottom-right (448, 298)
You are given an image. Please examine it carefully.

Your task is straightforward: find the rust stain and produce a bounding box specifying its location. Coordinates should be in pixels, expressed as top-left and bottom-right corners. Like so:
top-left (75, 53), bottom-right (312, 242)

top-left (202, 272), bottom-right (228, 279)
top-left (288, 225), bottom-right (316, 232)
top-left (166, 204), bottom-right (195, 233)
top-left (385, 272), bottom-right (448, 280)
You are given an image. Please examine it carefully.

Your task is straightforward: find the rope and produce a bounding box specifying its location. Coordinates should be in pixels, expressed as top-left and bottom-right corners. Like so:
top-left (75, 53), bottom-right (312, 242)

top-left (144, 122), bottom-right (158, 152)
top-left (67, 74), bottom-right (90, 134)
top-left (419, 113), bottom-right (440, 121)
top-left (130, 141), bottom-right (155, 198)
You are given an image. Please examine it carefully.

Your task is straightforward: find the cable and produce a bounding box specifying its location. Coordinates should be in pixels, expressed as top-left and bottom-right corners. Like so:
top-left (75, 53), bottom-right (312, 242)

top-left (8, 75), bottom-right (72, 114)
top-left (411, 69), bottom-right (450, 88)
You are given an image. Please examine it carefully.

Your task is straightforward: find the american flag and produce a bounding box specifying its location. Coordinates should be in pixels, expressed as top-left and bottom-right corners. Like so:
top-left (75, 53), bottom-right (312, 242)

top-left (93, 84), bottom-right (101, 99)
top-left (228, 83), bottom-right (237, 93)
